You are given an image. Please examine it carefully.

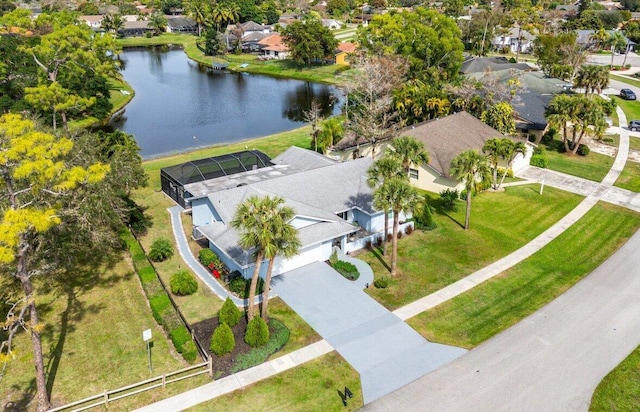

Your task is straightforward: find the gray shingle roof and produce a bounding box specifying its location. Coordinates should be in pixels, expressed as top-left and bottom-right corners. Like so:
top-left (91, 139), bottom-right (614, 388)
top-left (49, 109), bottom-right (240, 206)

top-left (271, 146), bottom-right (337, 171)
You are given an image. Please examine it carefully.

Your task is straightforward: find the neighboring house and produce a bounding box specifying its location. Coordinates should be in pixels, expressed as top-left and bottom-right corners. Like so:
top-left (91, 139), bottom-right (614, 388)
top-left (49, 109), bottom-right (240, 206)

top-left (335, 42), bottom-right (356, 65)
top-left (463, 61), bottom-right (572, 140)
top-left (576, 29), bottom-right (635, 52)
top-left (166, 16), bottom-right (197, 34)
top-left (492, 27), bottom-right (536, 54)
top-left (325, 112), bottom-right (533, 194)
top-left (322, 19), bottom-right (343, 30)
top-left (229, 21), bottom-right (274, 52)
top-left (119, 20), bottom-right (151, 37)
top-left (257, 33), bottom-right (289, 59)
top-left (397, 112), bottom-right (533, 193)
top-left (79, 15), bottom-right (103, 29)
top-left (181, 147), bottom-right (411, 279)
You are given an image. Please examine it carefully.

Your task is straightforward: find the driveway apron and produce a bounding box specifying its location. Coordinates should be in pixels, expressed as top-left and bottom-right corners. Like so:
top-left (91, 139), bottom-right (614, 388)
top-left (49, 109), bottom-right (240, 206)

top-left (271, 261), bottom-right (466, 404)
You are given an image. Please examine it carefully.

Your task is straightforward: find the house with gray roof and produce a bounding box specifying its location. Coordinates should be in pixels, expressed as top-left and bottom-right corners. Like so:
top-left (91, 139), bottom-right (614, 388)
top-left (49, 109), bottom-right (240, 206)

top-left (185, 147), bottom-right (402, 279)
top-left (492, 26), bottom-right (537, 54)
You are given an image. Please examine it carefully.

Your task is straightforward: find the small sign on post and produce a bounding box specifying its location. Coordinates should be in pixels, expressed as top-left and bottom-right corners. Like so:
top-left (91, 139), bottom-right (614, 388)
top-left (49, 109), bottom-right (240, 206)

top-left (143, 329), bottom-right (152, 373)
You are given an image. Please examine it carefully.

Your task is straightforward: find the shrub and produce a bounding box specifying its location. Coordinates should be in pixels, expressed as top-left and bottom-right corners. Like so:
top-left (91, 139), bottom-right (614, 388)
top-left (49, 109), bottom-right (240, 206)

top-left (415, 199), bottom-right (437, 231)
top-left (229, 277), bottom-right (264, 298)
top-left (232, 319), bottom-right (289, 373)
top-left (331, 260), bottom-right (359, 280)
top-left (374, 276), bottom-right (390, 289)
top-left (405, 225), bottom-right (413, 235)
top-left (530, 153), bottom-right (548, 168)
top-left (329, 249), bottom-right (338, 265)
top-left (577, 143), bottom-right (590, 156)
top-left (138, 266), bottom-right (157, 284)
top-left (170, 270), bottom-right (198, 296)
top-left (375, 236), bottom-right (383, 247)
top-left (181, 340), bottom-right (199, 363)
top-left (148, 238), bottom-right (173, 262)
top-left (218, 297), bottom-right (242, 327)
top-left (396, 231), bottom-right (403, 239)
top-left (439, 189), bottom-right (459, 211)
top-left (496, 167), bottom-right (514, 178)
top-left (169, 326), bottom-right (191, 353)
top-left (541, 129), bottom-right (556, 144)
top-left (198, 249), bottom-right (218, 267)
top-left (245, 316), bottom-right (270, 347)
top-left (210, 323), bottom-right (235, 356)
top-left (386, 233), bottom-right (393, 242)
top-left (149, 294), bottom-right (171, 326)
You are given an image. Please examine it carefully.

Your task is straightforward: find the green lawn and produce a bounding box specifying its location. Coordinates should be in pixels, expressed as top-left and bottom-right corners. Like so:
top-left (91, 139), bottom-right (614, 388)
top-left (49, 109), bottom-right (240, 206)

top-left (590, 344), bottom-right (640, 411)
top-left (610, 95), bottom-right (640, 122)
top-left (0, 258), bottom-right (209, 410)
top-left (408, 202), bottom-right (640, 349)
top-left (544, 139), bottom-right (614, 182)
top-left (615, 160), bottom-right (640, 192)
top-left (185, 351), bottom-right (363, 412)
top-left (358, 185), bottom-right (583, 310)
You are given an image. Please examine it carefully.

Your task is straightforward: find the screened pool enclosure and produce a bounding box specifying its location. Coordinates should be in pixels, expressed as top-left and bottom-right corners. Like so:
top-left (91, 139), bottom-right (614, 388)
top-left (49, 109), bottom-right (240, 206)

top-left (160, 150), bottom-right (273, 207)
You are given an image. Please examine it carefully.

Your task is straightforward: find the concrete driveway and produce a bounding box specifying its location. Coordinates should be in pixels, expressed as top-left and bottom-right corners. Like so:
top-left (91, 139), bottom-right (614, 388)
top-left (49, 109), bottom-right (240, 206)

top-left (271, 261), bottom-right (466, 404)
top-left (364, 228), bottom-right (640, 412)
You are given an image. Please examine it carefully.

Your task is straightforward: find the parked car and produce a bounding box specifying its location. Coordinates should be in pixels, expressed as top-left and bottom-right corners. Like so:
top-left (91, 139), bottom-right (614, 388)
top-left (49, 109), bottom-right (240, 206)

top-left (620, 88), bottom-right (637, 100)
top-left (628, 120), bottom-right (640, 131)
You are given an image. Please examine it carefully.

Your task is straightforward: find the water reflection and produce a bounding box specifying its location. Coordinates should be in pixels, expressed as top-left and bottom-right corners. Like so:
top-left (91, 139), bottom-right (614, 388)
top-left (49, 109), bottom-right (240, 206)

top-left (112, 47), bottom-right (343, 158)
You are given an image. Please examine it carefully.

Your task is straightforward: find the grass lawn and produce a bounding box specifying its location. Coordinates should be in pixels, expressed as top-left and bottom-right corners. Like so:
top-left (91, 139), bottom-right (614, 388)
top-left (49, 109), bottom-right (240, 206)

top-left (543, 139), bottom-right (614, 182)
top-left (615, 160), bottom-right (640, 192)
top-left (358, 185), bottom-right (583, 310)
top-left (408, 202), bottom-right (640, 349)
top-left (610, 73), bottom-right (640, 89)
top-left (185, 351), bottom-right (363, 412)
top-left (610, 95), bottom-right (640, 122)
top-left (590, 344), bottom-right (640, 411)
top-left (0, 257), bottom-right (209, 410)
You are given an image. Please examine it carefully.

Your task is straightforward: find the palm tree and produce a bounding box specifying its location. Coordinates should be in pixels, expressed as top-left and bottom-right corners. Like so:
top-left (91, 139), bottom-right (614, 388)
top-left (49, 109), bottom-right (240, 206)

top-left (546, 94), bottom-right (576, 152)
top-left (260, 200), bottom-right (300, 321)
top-left (390, 135), bottom-right (429, 173)
top-left (449, 150), bottom-right (490, 230)
top-left (590, 28), bottom-right (608, 51)
top-left (375, 177), bottom-right (419, 275)
top-left (367, 155), bottom-right (403, 256)
top-left (482, 138), bottom-right (505, 190)
top-left (498, 140), bottom-right (526, 188)
top-left (574, 65), bottom-right (608, 96)
top-left (607, 31), bottom-right (628, 67)
top-left (231, 195), bottom-right (281, 320)
top-left (148, 11), bottom-right (168, 35)
top-left (317, 117), bottom-right (344, 153)
top-left (185, 0), bottom-right (210, 36)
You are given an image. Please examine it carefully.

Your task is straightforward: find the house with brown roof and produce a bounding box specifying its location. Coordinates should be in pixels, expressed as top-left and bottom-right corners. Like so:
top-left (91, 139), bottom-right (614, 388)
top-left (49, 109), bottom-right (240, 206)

top-left (257, 33), bottom-right (289, 59)
top-left (326, 111), bottom-right (533, 193)
top-left (335, 42), bottom-right (356, 65)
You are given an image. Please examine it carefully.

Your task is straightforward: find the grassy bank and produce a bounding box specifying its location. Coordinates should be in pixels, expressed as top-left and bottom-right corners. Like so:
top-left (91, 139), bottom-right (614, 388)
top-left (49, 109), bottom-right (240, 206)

top-left (408, 202), bottom-right (640, 349)
top-left (117, 34), bottom-right (347, 84)
top-left (358, 185), bottom-right (583, 310)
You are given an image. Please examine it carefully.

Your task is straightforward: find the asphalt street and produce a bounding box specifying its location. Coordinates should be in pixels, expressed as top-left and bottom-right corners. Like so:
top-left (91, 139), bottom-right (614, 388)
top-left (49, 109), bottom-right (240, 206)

top-left (364, 229), bottom-right (640, 412)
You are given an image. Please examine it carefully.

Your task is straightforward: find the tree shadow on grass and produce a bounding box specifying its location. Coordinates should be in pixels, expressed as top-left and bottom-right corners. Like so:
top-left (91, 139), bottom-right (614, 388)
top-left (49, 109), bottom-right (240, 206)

top-left (430, 198), bottom-right (465, 230)
top-left (3, 378), bottom-right (36, 412)
top-left (368, 246), bottom-right (391, 273)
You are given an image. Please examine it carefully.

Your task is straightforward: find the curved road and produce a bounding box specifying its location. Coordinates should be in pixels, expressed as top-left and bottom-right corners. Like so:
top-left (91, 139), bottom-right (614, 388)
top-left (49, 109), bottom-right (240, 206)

top-left (364, 229), bottom-right (640, 412)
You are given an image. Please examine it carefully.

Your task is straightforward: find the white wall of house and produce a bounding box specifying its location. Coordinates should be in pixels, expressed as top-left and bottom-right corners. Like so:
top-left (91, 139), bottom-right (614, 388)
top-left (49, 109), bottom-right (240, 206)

top-left (410, 166), bottom-right (463, 194)
top-left (264, 50), bottom-right (289, 59)
top-left (344, 221), bottom-right (414, 253)
top-left (509, 143), bottom-right (534, 172)
top-left (291, 216), bottom-right (323, 229)
top-left (326, 141), bottom-right (393, 161)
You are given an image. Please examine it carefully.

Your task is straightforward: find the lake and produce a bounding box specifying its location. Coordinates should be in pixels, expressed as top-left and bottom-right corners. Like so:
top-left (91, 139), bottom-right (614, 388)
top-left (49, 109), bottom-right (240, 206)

top-left (111, 47), bottom-right (343, 159)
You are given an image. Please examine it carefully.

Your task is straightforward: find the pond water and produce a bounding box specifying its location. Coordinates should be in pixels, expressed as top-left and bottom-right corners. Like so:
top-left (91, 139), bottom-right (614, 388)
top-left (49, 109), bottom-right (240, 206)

top-left (111, 47), bottom-right (343, 159)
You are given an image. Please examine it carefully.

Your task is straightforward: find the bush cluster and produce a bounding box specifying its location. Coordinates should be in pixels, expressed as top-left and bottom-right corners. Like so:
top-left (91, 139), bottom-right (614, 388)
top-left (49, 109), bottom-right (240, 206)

top-left (123, 231), bottom-right (199, 364)
top-left (331, 260), bottom-right (360, 281)
top-left (232, 319), bottom-right (289, 373)
top-left (210, 323), bottom-right (235, 356)
top-left (439, 189), bottom-right (459, 211)
top-left (577, 143), bottom-right (590, 156)
top-left (148, 238), bottom-right (173, 262)
top-left (530, 146), bottom-right (548, 168)
top-left (170, 270), bottom-right (198, 296)
top-left (414, 198), bottom-right (437, 231)
top-left (229, 277), bottom-right (264, 298)
top-left (218, 297), bottom-right (242, 327)
top-left (245, 316), bottom-right (270, 347)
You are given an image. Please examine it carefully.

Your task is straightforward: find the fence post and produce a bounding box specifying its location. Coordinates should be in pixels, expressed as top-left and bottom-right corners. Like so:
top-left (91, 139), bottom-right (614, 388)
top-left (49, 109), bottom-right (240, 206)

top-left (104, 390), bottom-right (109, 407)
top-left (208, 356), bottom-right (213, 379)
top-left (162, 374), bottom-right (166, 390)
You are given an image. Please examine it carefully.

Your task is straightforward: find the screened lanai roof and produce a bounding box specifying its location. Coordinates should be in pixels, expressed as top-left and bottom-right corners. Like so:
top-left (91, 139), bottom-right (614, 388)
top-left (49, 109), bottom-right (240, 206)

top-left (161, 150), bottom-right (273, 186)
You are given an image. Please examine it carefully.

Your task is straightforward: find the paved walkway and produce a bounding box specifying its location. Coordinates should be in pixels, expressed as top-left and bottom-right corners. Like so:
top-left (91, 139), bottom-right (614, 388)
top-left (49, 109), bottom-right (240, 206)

top-left (271, 261), bottom-right (465, 404)
top-left (138, 104), bottom-right (636, 411)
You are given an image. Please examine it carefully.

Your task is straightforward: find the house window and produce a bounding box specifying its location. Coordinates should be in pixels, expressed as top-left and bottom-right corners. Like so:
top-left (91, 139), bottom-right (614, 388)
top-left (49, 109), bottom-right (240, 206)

top-left (409, 168), bottom-right (419, 180)
top-left (338, 211), bottom-right (348, 220)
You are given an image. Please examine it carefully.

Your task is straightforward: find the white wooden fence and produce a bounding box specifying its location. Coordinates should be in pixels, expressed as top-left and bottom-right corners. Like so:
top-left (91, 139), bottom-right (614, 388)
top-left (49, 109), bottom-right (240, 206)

top-left (48, 358), bottom-right (212, 412)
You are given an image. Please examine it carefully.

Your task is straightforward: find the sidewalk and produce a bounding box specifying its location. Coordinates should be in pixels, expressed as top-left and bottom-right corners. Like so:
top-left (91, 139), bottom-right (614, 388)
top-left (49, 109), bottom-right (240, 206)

top-left (139, 105), bottom-right (633, 411)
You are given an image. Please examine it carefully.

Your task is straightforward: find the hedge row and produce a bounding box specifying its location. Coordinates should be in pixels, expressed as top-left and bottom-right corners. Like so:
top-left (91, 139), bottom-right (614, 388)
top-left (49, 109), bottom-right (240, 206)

top-left (121, 230), bottom-right (199, 364)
